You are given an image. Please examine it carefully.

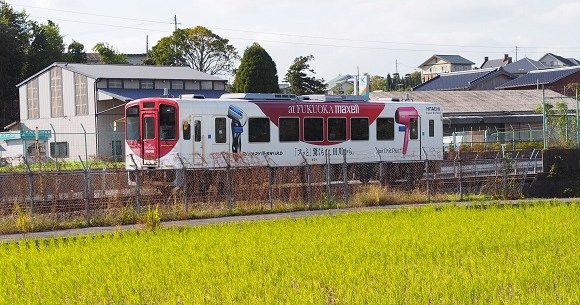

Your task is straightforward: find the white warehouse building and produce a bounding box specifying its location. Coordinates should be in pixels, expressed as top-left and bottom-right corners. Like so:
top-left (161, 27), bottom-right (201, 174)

top-left (3, 63), bottom-right (227, 163)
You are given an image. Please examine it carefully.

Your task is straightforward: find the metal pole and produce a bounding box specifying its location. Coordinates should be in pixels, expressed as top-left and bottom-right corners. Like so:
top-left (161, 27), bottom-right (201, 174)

top-left (129, 154), bottom-right (141, 213)
top-left (50, 124), bottom-right (59, 171)
top-left (222, 153), bottom-right (232, 211)
top-left (79, 156), bottom-right (90, 224)
top-left (342, 150), bottom-right (348, 203)
top-left (23, 156), bottom-right (34, 215)
top-left (576, 87), bottom-right (579, 148)
top-left (542, 87), bottom-right (547, 149)
top-left (176, 154), bottom-right (188, 212)
top-left (458, 157), bottom-right (463, 201)
top-left (376, 148), bottom-right (384, 186)
top-left (326, 154), bottom-right (331, 207)
top-left (81, 123), bottom-right (88, 163)
top-left (423, 148), bottom-right (430, 203)
top-left (264, 156), bottom-right (273, 210)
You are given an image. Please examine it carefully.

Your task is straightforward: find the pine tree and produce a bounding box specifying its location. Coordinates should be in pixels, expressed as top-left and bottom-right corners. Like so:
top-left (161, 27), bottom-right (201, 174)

top-left (284, 55), bottom-right (326, 95)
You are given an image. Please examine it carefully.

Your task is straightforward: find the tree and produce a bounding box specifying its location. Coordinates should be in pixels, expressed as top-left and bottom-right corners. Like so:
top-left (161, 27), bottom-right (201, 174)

top-left (369, 75), bottom-right (386, 91)
top-left (26, 20), bottom-right (65, 77)
top-left (385, 73), bottom-right (393, 91)
top-left (0, 1), bottom-right (30, 127)
top-left (93, 42), bottom-right (128, 64)
top-left (66, 40), bottom-right (87, 63)
top-left (233, 43), bottom-right (279, 93)
top-left (147, 26), bottom-right (239, 75)
top-left (284, 55), bottom-right (326, 95)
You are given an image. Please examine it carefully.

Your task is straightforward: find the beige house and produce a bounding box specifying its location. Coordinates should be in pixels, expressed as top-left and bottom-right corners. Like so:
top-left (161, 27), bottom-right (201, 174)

top-left (418, 55), bottom-right (474, 83)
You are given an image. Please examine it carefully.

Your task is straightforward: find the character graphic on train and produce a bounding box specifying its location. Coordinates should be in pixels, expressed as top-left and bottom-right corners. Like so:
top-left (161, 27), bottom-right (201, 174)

top-left (227, 105), bottom-right (248, 153)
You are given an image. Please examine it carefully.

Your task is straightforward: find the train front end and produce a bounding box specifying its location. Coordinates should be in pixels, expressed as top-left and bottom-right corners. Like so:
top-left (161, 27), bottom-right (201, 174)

top-left (125, 98), bottom-right (180, 184)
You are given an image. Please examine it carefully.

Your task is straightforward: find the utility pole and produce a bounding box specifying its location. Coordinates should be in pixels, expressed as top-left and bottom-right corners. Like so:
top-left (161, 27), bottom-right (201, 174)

top-left (173, 15), bottom-right (179, 31)
top-left (395, 59), bottom-right (398, 75)
top-left (515, 46), bottom-right (518, 61)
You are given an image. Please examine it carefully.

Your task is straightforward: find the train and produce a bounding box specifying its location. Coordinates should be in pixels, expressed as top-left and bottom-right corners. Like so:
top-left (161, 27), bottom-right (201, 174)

top-left (124, 93), bottom-right (443, 184)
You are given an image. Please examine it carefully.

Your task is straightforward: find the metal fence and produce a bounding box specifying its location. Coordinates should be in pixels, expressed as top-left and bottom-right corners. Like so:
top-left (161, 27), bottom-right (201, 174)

top-left (0, 151), bottom-right (543, 222)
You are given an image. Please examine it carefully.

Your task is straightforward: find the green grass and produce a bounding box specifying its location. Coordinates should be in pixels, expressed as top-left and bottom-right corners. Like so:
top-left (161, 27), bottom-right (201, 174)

top-left (1, 201), bottom-right (579, 304)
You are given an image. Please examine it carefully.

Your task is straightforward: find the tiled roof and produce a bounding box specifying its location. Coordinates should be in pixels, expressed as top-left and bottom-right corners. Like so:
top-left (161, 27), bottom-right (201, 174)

top-left (548, 53), bottom-right (578, 67)
top-left (503, 58), bottom-right (546, 74)
top-left (369, 89), bottom-right (577, 115)
top-left (481, 58), bottom-right (507, 69)
top-left (419, 55), bottom-right (474, 67)
top-left (413, 68), bottom-right (515, 91)
top-left (497, 66), bottom-right (580, 89)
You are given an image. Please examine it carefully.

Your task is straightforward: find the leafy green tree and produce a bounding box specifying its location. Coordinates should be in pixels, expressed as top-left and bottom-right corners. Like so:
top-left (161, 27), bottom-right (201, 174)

top-left (369, 75), bottom-right (386, 91)
top-left (147, 26), bottom-right (239, 75)
top-left (385, 73), bottom-right (393, 91)
top-left (66, 40), bottom-right (87, 63)
top-left (26, 20), bottom-right (65, 77)
top-left (284, 55), bottom-right (326, 95)
top-left (93, 42), bottom-right (128, 64)
top-left (0, 1), bottom-right (30, 126)
top-left (233, 43), bottom-right (279, 93)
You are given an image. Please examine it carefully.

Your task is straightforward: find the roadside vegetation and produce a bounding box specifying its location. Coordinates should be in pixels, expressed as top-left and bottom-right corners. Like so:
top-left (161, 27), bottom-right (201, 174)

top-left (0, 201), bottom-right (578, 304)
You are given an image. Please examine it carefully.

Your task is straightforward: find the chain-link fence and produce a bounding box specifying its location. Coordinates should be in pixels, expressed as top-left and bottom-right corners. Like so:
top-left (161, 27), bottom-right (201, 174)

top-left (0, 151), bottom-right (543, 223)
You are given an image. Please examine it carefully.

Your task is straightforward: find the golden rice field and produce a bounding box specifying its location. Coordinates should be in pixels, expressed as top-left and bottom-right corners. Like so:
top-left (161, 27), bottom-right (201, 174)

top-left (0, 201), bottom-right (579, 304)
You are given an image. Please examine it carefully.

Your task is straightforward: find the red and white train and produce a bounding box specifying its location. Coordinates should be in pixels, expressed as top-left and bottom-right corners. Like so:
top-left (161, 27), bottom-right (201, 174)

top-left (124, 93), bottom-right (443, 183)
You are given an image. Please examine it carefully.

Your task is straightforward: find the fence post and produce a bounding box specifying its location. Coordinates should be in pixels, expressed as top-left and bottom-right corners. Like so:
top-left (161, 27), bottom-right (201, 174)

top-left (422, 148), bottom-right (430, 203)
top-left (342, 150), bottom-right (348, 203)
top-left (458, 156), bottom-right (463, 201)
top-left (81, 123), bottom-right (88, 163)
top-left (264, 156), bottom-right (273, 210)
top-left (23, 156), bottom-right (34, 215)
top-left (79, 156), bottom-right (90, 225)
top-left (222, 153), bottom-right (232, 211)
top-left (129, 154), bottom-right (141, 213)
top-left (326, 154), bottom-right (331, 207)
top-left (503, 158), bottom-right (508, 199)
top-left (376, 148), bottom-right (384, 186)
top-left (49, 123), bottom-right (59, 171)
top-left (299, 152), bottom-right (311, 209)
top-left (176, 154), bottom-right (188, 212)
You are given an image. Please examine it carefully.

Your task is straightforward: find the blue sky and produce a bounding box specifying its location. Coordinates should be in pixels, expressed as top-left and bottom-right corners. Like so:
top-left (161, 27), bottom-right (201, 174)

top-left (8, 0), bottom-right (580, 82)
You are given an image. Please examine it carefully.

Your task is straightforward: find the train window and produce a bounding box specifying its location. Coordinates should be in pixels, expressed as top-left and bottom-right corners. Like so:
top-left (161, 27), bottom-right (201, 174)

top-left (183, 120), bottom-right (191, 140)
top-left (377, 117), bottom-right (394, 141)
top-left (279, 118), bottom-right (299, 142)
top-left (249, 118), bottom-right (270, 142)
top-left (143, 117), bottom-right (155, 139)
top-left (215, 117), bottom-right (227, 143)
top-left (304, 118), bottom-right (323, 142)
top-left (159, 104), bottom-right (176, 140)
top-left (429, 119), bottom-right (434, 137)
top-left (126, 106), bottom-right (139, 141)
top-left (194, 120), bottom-right (201, 142)
top-left (351, 118), bottom-right (369, 140)
top-left (410, 118), bottom-right (418, 139)
top-left (328, 118), bottom-right (346, 141)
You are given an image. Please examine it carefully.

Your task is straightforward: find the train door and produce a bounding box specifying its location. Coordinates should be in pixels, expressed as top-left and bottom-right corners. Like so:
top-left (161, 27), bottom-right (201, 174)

top-left (406, 116), bottom-right (420, 159)
top-left (192, 117), bottom-right (205, 165)
top-left (141, 111), bottom-right (159, 166)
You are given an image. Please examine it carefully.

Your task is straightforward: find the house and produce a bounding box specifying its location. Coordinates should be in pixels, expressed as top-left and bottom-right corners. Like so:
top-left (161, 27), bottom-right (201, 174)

top-left (370, 89), bottom-right (577, 136)
top-left (503, 58), bottom-right (547, 76)
top-left (8, 63), bottom-right (227, 162)
top-left (480, 54), bottom-right (512, 69)
top-left (326, 74), bottom-right (354, 95)
top-left (538, 53), bottom-right (580, 68)
top-left (496, 66), bottom-right (580, 96)
top-left (418, 55), bottom-right (474, 83)
top-left (413, 67), bottom-right (517, 91)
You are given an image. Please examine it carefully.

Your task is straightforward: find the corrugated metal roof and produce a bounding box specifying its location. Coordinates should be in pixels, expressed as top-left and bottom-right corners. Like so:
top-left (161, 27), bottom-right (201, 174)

top-left (503, 58), bottom-right (546, 74)
top-left (370, 89), bottom-right (576, 115)
top-left (98, 88), bottom-right (227, 101)
top-left (17, 62), bottom-right (225, 87)
top-left (496, 66), bottom-right (580, 89)
top-left (413, 68), bottom-right (514, 91)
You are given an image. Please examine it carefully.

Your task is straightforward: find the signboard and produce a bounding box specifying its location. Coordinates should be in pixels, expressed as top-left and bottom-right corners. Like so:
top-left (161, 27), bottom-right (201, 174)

top-left (0, 130), bottom-right (52, 141)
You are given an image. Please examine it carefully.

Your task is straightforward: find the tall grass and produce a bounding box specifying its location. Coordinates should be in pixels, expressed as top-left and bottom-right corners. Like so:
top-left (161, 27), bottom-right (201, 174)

top-left (0, 202), bottom-right (578, 304)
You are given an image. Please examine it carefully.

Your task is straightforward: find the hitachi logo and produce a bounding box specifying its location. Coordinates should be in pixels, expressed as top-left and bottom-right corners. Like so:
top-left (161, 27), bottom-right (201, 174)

top-left (426, 106), bottom-right (441, 112)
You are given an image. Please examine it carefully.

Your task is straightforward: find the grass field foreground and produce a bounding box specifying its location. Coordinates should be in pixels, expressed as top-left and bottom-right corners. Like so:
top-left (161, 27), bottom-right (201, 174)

top-left (0, 201), bottom-right (579, 304)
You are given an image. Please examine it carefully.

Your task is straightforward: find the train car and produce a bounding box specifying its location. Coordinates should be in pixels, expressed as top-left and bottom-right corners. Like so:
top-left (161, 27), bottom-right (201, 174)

top-left (124, 93), bottom-right (443, 184)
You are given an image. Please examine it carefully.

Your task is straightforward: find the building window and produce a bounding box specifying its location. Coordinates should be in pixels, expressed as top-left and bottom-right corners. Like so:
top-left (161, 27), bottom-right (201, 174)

top-left (377, 117), bottom-right (394, 141)
top-left (279, 118), bottom-right (299, 142)
top-left (214, 82), bottom-right (225, 91)
top-left (155, 80), bottom-right (170, 90)
top-left (351, 118), bottom-right (369, 140)
top-left (26, 141), bottom-right (46, 157)
top-left (410, 118), bottom-right (418, 139)
top-left (50, 142), bottom-right (69, 158)
top-left (140, 79), bottom-right (154, 89)
top-left (185, 80), bottom-right (200, 90)
top-left (201, 81), bottom-right (213, 90)
top-left (108, 79), bottom-right (123, 88)
top-left (75, 73), bottom-right (88, 115)
top-left (123, 79), bottom-right (139, 89)
top-left (171, 80), bottom-right (184, 90)
top-left (50, 67), bottom-right (63, 117)
top-left (27, 78), bottom-right (39, 119)
top-left (249, 118), bottom-right (270, 143)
